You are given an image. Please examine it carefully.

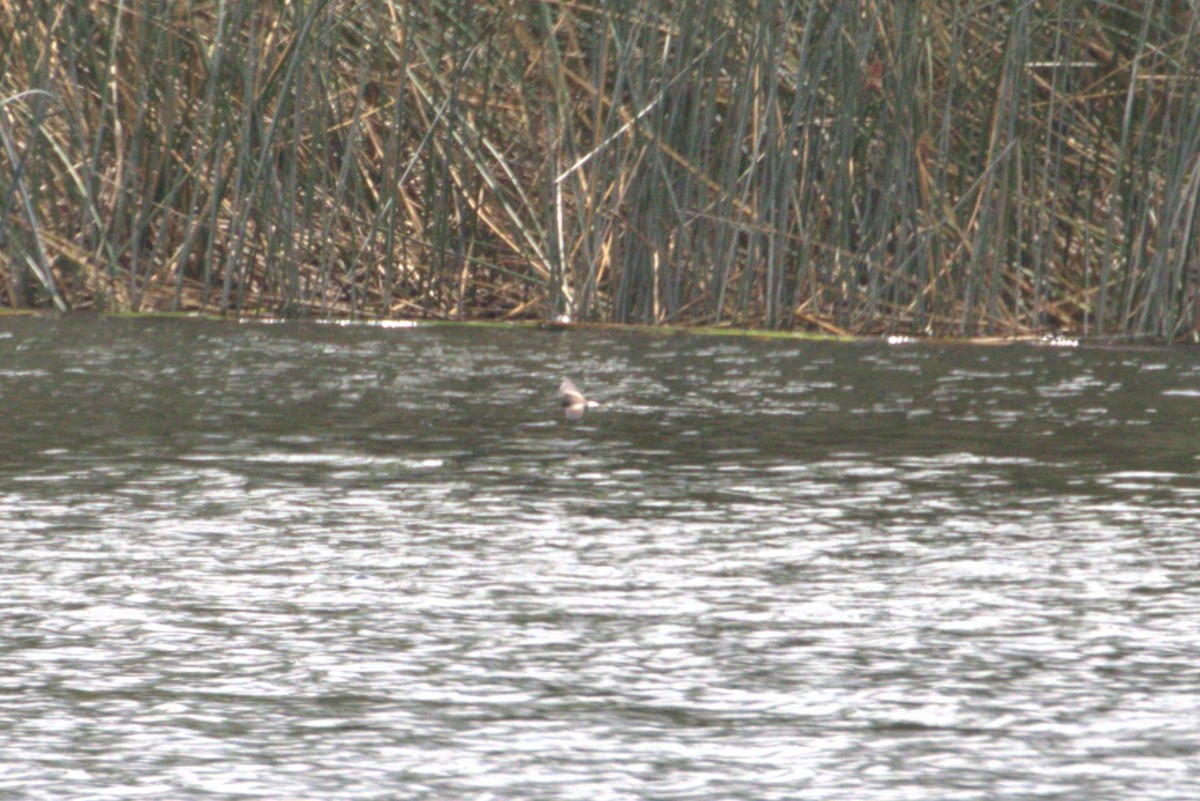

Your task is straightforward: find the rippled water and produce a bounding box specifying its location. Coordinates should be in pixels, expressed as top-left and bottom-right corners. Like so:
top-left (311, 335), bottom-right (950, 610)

top-left (2, 316), bottom-right (1199, 800)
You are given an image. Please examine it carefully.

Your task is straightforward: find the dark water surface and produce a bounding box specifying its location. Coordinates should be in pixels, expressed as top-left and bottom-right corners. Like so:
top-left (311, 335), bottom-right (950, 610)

top-left (2, 316), bottom-right (1199, 800)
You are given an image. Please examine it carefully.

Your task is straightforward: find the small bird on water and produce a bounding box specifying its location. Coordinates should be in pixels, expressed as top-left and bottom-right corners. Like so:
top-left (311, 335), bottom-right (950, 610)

top-left (560, 378), bottom-right (600, 421)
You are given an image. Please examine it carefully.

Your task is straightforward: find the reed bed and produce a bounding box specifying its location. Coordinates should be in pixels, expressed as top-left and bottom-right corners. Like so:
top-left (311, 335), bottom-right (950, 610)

top-left (2, 1), bottom-right (1199, 339)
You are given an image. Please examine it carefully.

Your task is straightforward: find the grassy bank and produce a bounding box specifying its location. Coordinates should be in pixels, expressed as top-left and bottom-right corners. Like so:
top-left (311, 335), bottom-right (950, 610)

top-left (2, 1), bottom-right (1199, 339)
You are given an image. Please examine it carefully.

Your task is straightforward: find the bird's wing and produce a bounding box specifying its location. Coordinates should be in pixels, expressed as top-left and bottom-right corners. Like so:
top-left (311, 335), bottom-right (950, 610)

top-left (560, 378), bottom-right (585, 404)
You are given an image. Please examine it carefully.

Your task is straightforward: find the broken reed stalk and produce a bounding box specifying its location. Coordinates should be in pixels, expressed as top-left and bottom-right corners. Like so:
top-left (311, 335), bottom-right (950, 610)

top-left (1, 1), bottom-right (1198, 340)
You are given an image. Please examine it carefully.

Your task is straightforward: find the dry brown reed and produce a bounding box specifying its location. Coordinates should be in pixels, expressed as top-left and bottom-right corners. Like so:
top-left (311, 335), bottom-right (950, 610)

top-left (2, 1), bottom-right (1199, 340)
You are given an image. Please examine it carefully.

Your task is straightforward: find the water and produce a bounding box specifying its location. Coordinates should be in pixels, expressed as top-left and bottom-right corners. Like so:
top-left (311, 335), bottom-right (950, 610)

top-left (2, 316), bottom-right (1199, 800)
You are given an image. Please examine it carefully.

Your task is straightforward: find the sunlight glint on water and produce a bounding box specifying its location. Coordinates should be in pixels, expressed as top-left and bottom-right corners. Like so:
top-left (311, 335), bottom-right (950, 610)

top-left (1, 317), bottom-right (1199, 801)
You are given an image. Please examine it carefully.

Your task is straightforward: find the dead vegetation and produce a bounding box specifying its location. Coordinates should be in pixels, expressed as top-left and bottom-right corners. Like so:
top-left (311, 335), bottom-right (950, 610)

top-left (2, 1), bottom-right (1199, 339)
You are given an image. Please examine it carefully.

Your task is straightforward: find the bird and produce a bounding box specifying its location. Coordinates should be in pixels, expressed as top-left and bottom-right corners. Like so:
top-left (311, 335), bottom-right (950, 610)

top-left (560, 378), bottom-right (599, 421)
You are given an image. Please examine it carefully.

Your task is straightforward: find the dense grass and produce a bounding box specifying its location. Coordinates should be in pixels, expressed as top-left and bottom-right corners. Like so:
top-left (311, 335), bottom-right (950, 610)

top-left (2, 1), bottom-right (1199, 339)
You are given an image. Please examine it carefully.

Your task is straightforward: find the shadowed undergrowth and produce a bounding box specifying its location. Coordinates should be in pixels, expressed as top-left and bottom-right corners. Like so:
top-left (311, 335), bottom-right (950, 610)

top-left (2, 1), bottom-right (1199, 340)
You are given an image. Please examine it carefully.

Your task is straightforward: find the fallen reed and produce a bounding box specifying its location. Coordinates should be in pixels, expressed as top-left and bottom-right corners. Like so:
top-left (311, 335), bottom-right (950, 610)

top-left (2, 1), bottom-right (1198, 340)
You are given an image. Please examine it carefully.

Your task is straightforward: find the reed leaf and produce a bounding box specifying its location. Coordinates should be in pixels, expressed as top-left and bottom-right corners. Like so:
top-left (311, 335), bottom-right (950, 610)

top-left (2, 0), bottom-right (1199, 340)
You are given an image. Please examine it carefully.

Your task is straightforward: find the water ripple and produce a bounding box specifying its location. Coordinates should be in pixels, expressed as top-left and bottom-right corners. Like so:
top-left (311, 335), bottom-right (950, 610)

top-left (1, 318), bottom-right (1199, 800)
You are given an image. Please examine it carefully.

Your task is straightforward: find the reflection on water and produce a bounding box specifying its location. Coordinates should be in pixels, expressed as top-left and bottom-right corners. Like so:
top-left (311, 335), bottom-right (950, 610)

top-left (1, 317), bottom-right (1199, 800)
